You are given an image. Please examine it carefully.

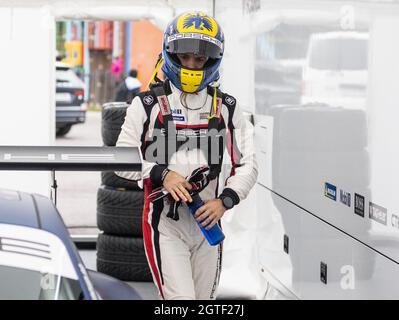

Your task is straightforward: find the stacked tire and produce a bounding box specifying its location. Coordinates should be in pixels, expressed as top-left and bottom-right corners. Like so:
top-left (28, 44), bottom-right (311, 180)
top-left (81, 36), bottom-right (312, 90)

top-left (97, 102), bottom-right (152, 282)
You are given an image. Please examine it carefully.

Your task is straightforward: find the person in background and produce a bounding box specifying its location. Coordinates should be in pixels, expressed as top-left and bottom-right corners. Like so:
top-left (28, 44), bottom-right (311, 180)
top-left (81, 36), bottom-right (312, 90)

top-left (111, 56), bottom-right (123, 82)
top-left (114, 69), bottom-right (142, 104)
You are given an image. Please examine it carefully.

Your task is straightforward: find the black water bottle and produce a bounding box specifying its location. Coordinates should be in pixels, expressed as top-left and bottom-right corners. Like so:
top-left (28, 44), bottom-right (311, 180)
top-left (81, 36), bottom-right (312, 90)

top-left (187, 193), bottom-right (225, 246)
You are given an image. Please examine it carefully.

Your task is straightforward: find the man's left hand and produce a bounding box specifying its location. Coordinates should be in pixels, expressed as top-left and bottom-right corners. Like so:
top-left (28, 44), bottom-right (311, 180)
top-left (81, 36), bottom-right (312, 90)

top-left (194, 199), bottom-right (226, 230)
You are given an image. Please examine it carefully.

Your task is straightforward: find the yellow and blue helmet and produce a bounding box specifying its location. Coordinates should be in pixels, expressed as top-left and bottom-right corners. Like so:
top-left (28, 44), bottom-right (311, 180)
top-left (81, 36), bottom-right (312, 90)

top-left (161, 12), bottom-right (224, 93)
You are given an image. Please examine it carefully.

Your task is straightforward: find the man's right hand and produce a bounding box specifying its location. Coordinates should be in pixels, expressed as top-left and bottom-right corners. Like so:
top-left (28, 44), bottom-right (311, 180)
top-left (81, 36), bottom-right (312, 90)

top-left (163, 170), bottom-right (193, 203)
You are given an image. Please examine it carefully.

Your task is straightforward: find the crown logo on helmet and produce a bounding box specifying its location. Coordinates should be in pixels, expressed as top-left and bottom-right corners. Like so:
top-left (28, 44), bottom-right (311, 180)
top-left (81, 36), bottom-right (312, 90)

top-left (183, 13), bottom-right (214, 32)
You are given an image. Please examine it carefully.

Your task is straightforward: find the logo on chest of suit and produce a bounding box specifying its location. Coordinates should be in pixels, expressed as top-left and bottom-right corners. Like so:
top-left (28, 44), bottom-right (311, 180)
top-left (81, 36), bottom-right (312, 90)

top-left (224, 96), bottom-right (235, 106)
top-left (158, 96), bottom-right (171, 115)
top-left (178, 128), bottom-right (208, 137)
top-left (172, 109), bottom-right (182, 115)
top-left (172, 109), bottom-right (185, 121)
top-left (143, 95), bottom-right (154, 105)
top-left (200, 112), bottom-right (209, 120)
top-left (160, 128), bottom-right (208, 137)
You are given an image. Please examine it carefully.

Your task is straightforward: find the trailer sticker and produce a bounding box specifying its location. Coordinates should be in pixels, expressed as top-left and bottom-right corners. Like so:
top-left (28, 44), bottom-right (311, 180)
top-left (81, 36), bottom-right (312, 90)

top-left (391, 214), bottom-right (399, 230)
top-left (369, 202), bottom-right (387, 226)
top-left (339, 189), bottom-right (351, 207)
top-left (324, 182), bottom-right (337, 201)
top-left (320, 262), bottom-right (328, 284)
top-left (354, 193), bottom-right (365, 217)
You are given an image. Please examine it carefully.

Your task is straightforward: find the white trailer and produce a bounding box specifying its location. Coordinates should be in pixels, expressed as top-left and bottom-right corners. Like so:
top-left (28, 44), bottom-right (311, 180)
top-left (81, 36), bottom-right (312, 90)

top-left (215, 1), bottom-right (399, 299)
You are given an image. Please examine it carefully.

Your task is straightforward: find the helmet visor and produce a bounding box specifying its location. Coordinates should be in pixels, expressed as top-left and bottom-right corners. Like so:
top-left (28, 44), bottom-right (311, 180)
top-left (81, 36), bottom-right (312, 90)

top-left (166, 37), bottom-right (223, 59)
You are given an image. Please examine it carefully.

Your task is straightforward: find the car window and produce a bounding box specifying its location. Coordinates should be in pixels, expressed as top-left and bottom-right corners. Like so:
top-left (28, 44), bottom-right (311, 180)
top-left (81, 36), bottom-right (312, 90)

top-left (0, 265), bottom-right (83, 300)
top-left (309, 37), bottom-right (368, 71)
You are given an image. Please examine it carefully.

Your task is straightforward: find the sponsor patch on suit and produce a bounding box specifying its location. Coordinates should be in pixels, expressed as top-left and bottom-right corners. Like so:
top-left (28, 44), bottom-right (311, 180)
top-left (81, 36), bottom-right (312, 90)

top-left (200, 112), bottom-right (209, 120)
top-left (173, 115), bottom-right (185, 121)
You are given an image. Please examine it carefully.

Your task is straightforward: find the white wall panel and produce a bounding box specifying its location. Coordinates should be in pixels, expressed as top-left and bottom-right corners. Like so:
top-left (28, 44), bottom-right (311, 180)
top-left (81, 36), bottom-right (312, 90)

top-left (0, 7), bottom-right (54, 196)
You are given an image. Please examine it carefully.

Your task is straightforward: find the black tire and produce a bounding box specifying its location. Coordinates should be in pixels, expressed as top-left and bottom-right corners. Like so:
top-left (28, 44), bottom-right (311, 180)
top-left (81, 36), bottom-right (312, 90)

top-left (96, 234), bottom-right (152, 282)
top-left (101, 102), bottom-right (128, 146)
top-left (101, 171), bottom-right (141, 191)
top-left (97, 187), bottom-right (144, 236)
top-left (56, 124), bottom-right (72, 137)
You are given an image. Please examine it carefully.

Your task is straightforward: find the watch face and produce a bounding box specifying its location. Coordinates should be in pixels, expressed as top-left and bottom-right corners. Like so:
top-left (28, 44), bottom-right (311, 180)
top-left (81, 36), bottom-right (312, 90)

top-left (223, 196), bottom-right (234, 209)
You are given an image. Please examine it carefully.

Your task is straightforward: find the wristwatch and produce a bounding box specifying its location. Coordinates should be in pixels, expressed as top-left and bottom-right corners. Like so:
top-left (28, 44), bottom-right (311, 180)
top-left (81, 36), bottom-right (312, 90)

top-left (219, 194), bottom-right (234, 210)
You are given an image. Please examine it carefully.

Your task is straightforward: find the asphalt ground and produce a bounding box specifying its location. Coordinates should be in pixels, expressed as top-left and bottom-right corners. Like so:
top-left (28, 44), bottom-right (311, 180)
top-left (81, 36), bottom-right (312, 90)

top-left (55, 111), bottom-right (102, 235)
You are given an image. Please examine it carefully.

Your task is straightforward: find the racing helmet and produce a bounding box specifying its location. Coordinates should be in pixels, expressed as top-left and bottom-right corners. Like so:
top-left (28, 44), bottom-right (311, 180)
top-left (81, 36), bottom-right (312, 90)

top-left (161, 12), bottom-right (224, 93)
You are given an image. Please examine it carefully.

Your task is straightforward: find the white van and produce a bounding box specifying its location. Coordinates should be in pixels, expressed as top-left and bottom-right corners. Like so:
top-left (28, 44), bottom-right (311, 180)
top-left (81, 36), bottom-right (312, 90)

top-left (301, 31), bottom-right (369, 109)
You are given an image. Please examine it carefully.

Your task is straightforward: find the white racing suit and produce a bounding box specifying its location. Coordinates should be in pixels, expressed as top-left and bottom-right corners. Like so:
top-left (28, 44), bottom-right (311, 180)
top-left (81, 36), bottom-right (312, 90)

top-left (115, 80), bottom-right (258, 300)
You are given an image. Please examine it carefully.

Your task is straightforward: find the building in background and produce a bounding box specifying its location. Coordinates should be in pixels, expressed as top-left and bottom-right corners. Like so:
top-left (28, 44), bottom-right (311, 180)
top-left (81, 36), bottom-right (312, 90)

top-left (130, 20), bottom-right (163, 92)
top-left (56, 20), bottom-right (163, 106)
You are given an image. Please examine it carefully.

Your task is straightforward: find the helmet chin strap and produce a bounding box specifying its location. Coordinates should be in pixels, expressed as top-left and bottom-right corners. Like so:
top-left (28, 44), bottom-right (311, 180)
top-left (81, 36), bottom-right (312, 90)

top-left (208, 81), bottom-right (218, 120)
top-left (147, 54), bottom-right (164, 89)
